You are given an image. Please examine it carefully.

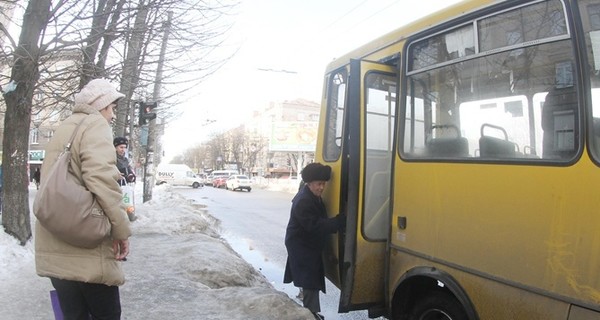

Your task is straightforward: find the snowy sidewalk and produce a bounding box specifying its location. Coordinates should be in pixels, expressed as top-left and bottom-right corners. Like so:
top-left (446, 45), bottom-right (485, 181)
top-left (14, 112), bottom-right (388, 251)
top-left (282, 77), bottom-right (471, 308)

top-left (0, 185), bottom-right (314, 320)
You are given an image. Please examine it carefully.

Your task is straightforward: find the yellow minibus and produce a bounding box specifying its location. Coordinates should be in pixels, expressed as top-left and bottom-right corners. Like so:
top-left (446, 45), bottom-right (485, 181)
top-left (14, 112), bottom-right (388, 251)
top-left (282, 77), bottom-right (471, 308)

top-left (317, 0), bottom-right (600, 319)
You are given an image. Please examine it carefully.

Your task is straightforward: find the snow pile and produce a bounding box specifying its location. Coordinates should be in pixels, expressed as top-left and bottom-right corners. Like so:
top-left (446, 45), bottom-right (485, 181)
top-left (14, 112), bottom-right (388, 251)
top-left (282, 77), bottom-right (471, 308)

top-left (0, 184), bottom-right (314, 320)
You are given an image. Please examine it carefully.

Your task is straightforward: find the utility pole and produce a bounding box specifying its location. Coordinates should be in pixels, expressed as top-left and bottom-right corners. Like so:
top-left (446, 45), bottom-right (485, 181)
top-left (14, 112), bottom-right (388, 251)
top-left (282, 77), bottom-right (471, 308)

top-left (143, 11), bottom-right (172, 202)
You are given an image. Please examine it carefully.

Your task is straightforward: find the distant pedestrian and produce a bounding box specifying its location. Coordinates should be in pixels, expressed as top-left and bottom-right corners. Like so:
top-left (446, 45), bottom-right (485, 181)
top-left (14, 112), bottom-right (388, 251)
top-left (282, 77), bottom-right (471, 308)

top-left (113, 137), bottom-right (136, 186)
top-left (33, 168), bottom-right (40, 190)
top-left (114, 136), bottom-right (137, 222)
top-left (283, 162), bottom-right (345, 320)
top-left (35, 78), bottom-right (131, 320)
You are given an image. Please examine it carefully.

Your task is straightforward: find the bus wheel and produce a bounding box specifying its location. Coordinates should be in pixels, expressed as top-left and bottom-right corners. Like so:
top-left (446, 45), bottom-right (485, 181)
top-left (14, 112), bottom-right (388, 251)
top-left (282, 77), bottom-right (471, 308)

top-left (408, 291), bottom-right (467, 320)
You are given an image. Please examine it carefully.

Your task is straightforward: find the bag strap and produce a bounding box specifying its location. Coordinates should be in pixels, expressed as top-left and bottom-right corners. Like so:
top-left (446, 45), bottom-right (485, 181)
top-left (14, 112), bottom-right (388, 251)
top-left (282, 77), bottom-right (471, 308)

top-left (64, 117), bottom-right (88, 152)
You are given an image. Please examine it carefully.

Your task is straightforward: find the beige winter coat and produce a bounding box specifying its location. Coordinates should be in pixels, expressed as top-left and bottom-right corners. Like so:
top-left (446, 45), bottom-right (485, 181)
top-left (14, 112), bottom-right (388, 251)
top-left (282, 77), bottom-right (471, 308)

top-left (35, 104), bottom-right (132, 286)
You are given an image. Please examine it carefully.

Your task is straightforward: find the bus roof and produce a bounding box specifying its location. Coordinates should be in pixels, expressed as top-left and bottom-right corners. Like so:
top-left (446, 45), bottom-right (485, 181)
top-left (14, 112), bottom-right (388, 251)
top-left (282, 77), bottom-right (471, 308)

top-left (324, 0), bottom-right (502, 72)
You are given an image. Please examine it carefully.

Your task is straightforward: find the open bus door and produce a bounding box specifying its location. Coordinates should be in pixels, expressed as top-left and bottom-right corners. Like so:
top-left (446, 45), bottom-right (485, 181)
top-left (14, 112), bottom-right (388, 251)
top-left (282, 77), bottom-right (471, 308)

top-left (321, 59), bottom-right (397, 316)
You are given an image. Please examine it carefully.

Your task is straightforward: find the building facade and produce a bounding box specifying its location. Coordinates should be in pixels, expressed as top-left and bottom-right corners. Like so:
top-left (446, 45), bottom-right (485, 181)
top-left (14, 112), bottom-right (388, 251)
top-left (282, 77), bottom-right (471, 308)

top-left (244, 98), bottom-right (320, 178)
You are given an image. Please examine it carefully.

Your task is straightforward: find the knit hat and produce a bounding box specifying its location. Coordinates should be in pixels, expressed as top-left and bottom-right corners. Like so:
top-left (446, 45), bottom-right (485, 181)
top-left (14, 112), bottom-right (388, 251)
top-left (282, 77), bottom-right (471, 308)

top-left (114, 136), bottom-right (128, 147)
top-left (301, 163), bottom-right (332, 183)
top-left (74, 79), bottom-right (125, 111)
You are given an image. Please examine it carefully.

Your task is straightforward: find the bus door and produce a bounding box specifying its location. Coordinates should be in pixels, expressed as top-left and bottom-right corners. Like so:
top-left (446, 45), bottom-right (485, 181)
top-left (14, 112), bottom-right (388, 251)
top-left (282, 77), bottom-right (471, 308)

top-left (336, 59), bottom-right (397, 314)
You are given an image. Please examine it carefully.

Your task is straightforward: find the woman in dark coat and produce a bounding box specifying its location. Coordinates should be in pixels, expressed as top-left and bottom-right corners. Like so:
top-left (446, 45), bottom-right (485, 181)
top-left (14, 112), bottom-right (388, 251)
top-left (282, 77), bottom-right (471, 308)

top-left (283, 162), bottom-right (345, 319)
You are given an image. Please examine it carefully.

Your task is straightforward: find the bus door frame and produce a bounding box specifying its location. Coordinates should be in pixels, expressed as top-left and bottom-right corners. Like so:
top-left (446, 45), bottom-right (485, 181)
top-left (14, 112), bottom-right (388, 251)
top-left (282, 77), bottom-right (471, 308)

top-left (337, 59), bottom-right (397, 315)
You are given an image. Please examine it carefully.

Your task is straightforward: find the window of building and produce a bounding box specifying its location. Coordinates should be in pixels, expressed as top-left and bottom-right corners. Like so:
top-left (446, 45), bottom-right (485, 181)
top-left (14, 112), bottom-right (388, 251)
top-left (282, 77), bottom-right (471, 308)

top-left (30, 128), bottom-right (39, 145)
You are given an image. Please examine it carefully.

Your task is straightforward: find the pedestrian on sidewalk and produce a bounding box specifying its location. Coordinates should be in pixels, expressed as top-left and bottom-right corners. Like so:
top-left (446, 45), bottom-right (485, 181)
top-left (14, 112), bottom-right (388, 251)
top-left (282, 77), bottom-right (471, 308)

top-left (114, 136), bottom-right (137, 222)
top-left (283, 162), bottom-right (346, 320)
top-left (35, 78), bottom-right (131, 320)
top-left (33, 168), bottom-right (41, 190)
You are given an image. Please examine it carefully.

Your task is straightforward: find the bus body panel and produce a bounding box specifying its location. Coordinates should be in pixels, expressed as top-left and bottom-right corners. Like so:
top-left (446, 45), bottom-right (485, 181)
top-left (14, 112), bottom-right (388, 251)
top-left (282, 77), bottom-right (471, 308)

top-left (388, 250), bottom-right (570, 319)
top-left (390, 154), bottom-right (600, 316)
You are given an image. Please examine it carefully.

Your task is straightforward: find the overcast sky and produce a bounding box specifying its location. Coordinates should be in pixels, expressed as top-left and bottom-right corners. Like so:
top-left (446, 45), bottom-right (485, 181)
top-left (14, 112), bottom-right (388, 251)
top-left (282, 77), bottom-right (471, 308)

top-left (161, 0), bottom-right (463, 161)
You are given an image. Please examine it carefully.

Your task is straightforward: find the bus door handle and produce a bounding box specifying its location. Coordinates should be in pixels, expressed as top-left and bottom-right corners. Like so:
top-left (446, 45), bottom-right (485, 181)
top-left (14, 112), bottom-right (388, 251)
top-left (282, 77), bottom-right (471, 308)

top-left (397, 216), bottom-right (407, 229)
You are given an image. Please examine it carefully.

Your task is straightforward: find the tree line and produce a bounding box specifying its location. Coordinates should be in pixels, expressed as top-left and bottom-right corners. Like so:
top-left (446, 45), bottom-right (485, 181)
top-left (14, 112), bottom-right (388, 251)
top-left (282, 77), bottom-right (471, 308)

top-left (172, 125), bottom-right (268, 176)
top-left (0, 0), bottom-right (237, 245)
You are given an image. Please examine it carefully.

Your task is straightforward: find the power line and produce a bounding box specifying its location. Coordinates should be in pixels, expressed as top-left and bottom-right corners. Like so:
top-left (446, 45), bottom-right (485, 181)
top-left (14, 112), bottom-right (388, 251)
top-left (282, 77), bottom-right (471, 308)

top-left (257, 68), bottom-right (298, 74)
top-left (319, 0), bottom-right (402, 44)
top-left (323, 0), bottom-right (369, 31)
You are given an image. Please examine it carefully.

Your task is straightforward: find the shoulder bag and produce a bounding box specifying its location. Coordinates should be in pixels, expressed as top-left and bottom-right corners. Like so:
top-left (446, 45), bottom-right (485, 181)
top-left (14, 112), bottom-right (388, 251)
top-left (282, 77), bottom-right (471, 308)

top-left (33, 117), bottom-right (110, 248)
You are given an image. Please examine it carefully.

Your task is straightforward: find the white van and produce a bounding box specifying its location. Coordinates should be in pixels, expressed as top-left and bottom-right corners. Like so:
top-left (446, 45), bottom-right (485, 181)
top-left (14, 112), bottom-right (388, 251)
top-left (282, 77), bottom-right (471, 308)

top-left (155, 164), bottom-right (203, 188)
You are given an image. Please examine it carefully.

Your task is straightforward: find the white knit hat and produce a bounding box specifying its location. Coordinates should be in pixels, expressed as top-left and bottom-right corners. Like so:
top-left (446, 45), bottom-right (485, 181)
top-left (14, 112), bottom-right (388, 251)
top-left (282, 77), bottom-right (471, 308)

top-left (74, 79), bottom-right (125, 111)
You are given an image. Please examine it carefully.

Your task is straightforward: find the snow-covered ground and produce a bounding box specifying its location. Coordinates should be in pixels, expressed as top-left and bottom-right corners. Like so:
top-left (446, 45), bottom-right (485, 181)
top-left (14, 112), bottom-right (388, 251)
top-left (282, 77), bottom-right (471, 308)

top-left (0, 183), bottom-right (314, 320)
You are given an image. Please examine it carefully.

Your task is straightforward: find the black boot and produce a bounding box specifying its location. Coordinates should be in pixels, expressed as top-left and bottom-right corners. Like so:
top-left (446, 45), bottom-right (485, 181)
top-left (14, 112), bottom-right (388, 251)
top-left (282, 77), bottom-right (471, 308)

top-left (312, 312), bottom-right (324, 320)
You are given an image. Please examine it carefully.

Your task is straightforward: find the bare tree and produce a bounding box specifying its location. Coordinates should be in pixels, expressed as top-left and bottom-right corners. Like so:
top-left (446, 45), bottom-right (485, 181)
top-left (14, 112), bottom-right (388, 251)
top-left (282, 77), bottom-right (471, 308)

top-left (0, 0), bottom-right (238, 244)
top-left (79, 0), bottom-right (126, 87)
top-left (1, 0), bottom-right (52, 244)
top-left (176, 126), bottom-right (267, 176)
top-left (229, 126), bottom-right (246, 170)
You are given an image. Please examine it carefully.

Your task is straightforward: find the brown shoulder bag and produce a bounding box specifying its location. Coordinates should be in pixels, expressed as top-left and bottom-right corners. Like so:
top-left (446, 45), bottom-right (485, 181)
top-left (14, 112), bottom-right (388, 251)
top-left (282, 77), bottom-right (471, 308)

top-left (33, 117), bottom-right (110, 248)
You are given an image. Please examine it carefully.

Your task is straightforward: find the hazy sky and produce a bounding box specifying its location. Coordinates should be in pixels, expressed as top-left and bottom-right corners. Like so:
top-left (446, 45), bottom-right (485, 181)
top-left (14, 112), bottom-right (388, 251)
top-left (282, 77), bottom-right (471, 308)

top-left (161, 0), bottom-right (463, 160)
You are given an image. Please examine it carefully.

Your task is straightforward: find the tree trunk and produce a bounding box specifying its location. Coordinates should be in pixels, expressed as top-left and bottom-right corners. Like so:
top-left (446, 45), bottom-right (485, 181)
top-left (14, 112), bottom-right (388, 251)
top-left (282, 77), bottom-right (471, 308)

top-left (114, 1), bottom-right (149, 138)
top-left (79, 0), bottom-right (110, 88)
top-left (1, 0), bottom-right (51, 245)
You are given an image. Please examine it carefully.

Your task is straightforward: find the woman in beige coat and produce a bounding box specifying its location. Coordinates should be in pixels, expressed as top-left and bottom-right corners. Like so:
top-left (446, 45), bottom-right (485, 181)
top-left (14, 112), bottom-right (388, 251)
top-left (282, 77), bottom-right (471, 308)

top-left (35, 79), bottom-right (132, 320)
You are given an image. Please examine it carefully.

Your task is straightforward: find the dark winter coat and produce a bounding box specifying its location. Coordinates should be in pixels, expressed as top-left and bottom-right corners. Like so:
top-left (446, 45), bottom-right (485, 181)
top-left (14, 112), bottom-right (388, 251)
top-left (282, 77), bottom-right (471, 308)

top-left (116, 154), bottom-right (135, 185)
top-left (283, 185), bottom-right (344, 292)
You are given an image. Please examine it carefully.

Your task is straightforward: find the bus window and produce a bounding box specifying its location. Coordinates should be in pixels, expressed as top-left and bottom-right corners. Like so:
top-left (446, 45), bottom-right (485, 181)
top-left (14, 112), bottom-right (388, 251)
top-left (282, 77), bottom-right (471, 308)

top-left (402, 0), bottom-right (579, 162)
top-left (364, 72), bottom-right (395, 240)
top-left (579, 0), bottom-right (600, 163)
top-left (323, 69), bottom-right (347, 161)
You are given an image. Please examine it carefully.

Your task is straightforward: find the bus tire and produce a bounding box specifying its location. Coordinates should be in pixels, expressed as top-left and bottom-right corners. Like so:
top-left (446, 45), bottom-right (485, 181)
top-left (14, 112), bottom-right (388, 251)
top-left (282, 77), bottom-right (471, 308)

top-left (408, 291), bottom-right (467, 320)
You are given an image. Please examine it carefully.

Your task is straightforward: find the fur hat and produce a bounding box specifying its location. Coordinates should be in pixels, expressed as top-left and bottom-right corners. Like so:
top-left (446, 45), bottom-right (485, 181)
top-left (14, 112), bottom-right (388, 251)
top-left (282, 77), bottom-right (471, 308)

top-left (113, 136), bottom-right (128, 147)
top-left (301, 163), bottom-right (332, 183)
top-left (74, 79), bottom-right (125, 111)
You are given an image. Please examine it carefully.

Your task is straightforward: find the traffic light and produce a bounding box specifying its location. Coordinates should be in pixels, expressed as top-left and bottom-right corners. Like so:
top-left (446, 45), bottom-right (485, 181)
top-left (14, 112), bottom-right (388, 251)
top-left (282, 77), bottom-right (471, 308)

top-left (138, 102), bottom-right (157, 126)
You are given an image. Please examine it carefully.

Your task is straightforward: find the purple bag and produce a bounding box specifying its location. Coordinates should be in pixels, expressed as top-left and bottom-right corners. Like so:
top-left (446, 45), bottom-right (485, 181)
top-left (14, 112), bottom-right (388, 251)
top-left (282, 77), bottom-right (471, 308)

top-left (50, 290), bottom-right (63, 320)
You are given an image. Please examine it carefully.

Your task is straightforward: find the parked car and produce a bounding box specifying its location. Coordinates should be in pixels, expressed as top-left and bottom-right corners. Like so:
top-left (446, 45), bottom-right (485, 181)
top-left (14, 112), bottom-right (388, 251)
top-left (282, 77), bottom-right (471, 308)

top-left (212, 176), bottom-right (229, 188)
top-left (225, 175), bottom-right (252, 192)
top-left (204, 174), bottom-right (214, 186)
top-left (195, 173), bottom-right (207, 185)
top-left (208, 170), bottom-right (239, 187)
